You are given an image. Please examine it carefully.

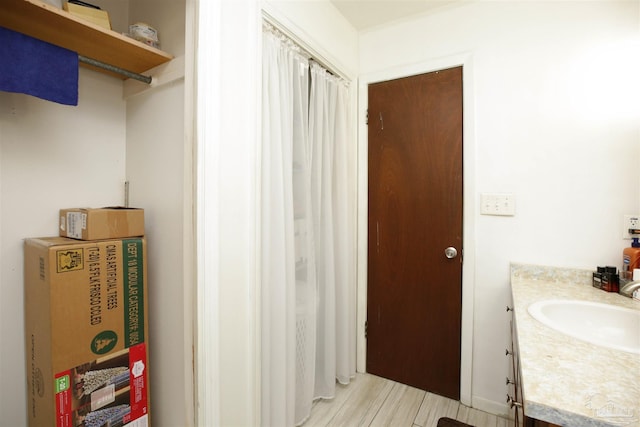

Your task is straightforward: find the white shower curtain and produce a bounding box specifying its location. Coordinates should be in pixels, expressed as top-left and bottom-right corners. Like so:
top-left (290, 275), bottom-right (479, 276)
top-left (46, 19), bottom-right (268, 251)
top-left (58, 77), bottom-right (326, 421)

top-left (261, 25), bottom-right (356, 427)
top-left (308, 62), bottom-right (355, 399)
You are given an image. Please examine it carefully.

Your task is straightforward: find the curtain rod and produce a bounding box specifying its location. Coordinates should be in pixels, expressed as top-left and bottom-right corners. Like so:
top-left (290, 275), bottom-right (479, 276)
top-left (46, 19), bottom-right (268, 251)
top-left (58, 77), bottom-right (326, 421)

top-left (79, 55), bottom-right (152, 84)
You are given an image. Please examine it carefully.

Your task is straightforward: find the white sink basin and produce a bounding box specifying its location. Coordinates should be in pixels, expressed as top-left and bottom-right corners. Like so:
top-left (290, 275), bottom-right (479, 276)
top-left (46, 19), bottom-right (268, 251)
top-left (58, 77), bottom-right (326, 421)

top-left (528, 299), bottom-right (640, 354)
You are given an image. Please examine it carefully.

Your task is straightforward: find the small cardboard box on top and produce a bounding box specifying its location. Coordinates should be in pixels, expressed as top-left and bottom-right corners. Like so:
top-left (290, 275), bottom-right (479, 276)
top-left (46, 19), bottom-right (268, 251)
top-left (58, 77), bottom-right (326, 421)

top-left (59, 207), bottom-right (144, 241)
top-left (24, 236), bottom-right (149, 427)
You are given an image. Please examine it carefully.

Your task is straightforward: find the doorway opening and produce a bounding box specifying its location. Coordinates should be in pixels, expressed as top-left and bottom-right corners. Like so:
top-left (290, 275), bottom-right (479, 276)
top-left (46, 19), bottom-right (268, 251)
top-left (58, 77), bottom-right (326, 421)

top-left (356, 57), bottom-right (476, 406)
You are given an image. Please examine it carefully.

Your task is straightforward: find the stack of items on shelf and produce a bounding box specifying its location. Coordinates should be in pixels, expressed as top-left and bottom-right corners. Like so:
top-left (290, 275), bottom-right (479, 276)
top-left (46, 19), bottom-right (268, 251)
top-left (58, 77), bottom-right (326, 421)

top-left (41, 0), bottom-right (163, 50)
top-left (127, 22), bottom-right (160, 49)
top-left (24, 207), bottom-right (150, 427)
top-left (63, 1), bottom-right (112, 30)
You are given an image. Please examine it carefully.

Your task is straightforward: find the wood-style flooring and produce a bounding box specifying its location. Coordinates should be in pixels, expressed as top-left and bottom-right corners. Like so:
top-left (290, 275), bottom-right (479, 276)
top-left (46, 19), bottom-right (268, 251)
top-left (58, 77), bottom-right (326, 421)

top-left (303, 373), bottom-right (510, 427)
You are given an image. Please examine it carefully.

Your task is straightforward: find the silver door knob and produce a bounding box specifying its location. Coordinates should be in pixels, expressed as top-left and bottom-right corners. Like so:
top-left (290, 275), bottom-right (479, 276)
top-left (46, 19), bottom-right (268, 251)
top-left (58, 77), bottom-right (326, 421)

top-left (445, 247), bottom-right (458, 259)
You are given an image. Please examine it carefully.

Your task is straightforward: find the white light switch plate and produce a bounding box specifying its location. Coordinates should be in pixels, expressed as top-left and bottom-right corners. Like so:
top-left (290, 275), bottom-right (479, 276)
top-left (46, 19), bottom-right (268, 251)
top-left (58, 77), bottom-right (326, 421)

top-left (480, 193), bottom-right (516, 216)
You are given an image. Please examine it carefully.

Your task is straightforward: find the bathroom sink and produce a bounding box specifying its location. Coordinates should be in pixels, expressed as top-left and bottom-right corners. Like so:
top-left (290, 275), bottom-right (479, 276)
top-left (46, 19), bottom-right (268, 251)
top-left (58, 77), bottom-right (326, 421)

top-left (527, 299), bottom-right (640, 354)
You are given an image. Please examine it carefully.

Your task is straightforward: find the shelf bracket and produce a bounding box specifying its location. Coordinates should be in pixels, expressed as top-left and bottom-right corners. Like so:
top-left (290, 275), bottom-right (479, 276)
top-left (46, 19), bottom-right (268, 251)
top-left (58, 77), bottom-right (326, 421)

top-left (124, 181), bottom-right (130, 208)
top-left (79, 55), bottom-right (152, 84)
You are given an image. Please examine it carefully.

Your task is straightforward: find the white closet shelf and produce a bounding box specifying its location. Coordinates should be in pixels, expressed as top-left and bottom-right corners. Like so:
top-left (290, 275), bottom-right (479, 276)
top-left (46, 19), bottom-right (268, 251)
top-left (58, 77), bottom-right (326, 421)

top-left (0, 0), bottom-right (173, 80)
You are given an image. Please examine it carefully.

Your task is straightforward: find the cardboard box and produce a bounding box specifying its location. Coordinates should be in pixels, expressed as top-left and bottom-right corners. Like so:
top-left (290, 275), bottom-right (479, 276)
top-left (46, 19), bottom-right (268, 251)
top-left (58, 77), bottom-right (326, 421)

top-left (60, 208), bottom-right (144, 241)
top-left (63, 2), bottom-right (111, 30)
top-left (41, 0), bottom-right (63, 9)
top-left (24, 237), bottom-right (149, 427)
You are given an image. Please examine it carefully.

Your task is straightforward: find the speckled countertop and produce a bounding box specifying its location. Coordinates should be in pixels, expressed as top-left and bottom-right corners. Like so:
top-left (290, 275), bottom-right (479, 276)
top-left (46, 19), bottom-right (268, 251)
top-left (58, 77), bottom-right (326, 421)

top-left (511, 263), bottom-right (640, 427)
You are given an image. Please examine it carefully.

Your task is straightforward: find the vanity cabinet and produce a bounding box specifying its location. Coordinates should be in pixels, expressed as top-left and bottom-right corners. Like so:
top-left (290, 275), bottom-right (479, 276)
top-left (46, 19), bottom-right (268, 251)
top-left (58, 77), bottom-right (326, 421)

top-left (508, 306), bottom-right (561, 427)
top-left (509, 264), bottom-right (639, 427)
top-left (507, 306), bottom-right (525, 427)
top-left (527, 421), bottom-right (560, 427)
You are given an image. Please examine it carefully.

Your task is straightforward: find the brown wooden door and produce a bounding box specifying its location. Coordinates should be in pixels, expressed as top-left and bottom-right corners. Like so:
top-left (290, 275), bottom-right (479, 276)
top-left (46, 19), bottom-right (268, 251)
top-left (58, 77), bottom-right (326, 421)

top-left (367, 66), bottom-right (463, 400)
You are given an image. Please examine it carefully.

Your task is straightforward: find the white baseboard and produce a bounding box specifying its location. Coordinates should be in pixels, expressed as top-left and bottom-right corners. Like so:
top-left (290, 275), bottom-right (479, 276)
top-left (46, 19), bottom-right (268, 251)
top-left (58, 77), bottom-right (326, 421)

top-left (471, 396), bottom-right (513, 420)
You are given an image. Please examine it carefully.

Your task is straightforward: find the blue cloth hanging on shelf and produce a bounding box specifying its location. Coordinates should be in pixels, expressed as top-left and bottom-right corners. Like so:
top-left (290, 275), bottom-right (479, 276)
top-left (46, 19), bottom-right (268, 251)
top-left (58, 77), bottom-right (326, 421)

top-left (0, 26), bottom-right (78, 106)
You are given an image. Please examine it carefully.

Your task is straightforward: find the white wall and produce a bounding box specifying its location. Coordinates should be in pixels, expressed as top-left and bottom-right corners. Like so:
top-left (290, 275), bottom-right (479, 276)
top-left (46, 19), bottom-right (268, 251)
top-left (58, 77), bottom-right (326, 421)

top-left (359, 0), bottom-right (640, 415)
top-left (264, 0), bottom-right (359, 78)
top-left (126, 1), bottom-right (191, 426)
top-left (127, 79), bottom-right (190, 426)
top-left (129, 0), bottom-right (186, 58)
top-left (0, 71), bottom-right (126, 426)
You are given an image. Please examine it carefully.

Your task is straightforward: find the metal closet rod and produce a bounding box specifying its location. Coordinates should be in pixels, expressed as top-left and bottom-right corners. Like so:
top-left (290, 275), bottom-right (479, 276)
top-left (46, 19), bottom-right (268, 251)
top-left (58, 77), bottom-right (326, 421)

top-left (79, 55), bottom-right (152, 84)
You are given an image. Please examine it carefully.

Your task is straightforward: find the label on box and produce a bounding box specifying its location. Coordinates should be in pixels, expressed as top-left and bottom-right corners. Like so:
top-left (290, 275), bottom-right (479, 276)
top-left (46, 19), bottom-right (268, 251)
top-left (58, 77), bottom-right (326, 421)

top-left (54, 371), bottom-right (72, 427)
top-left (123, 239), bottom-right (145, 347)
top-left (91, 384), bottom-right (115, 411)
top-left (127, 414), bottom-right (149, 427)
top-left (129, 343), bottom-right (149, 418)
top-left (55, 343), bottom-right (148, 427)
top-left (65, 212), bottom-right (87, 239)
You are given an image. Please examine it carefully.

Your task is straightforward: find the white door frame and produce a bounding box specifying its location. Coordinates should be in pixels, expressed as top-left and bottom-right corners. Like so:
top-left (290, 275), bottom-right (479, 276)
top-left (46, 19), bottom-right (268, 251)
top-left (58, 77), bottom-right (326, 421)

top-left (193, 1), bottom-right (261, 426)
top-left (356, 53), bottom-right (476, 406)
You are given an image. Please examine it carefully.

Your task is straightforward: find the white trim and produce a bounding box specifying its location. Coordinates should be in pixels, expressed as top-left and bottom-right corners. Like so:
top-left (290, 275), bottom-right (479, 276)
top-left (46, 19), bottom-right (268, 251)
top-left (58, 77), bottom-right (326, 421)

top-left (356, 52), bottom-right (476, 407)
top-left (252, 4), bottom-right (264, 423)
top-left (472, 396), bottom-right (512, 420)
top-left (183, 0), bottom-right (197, 425)
top-left (194, 1), bottom-right (262, 425)
top-left (194, 0), bottom-right (221, 425)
